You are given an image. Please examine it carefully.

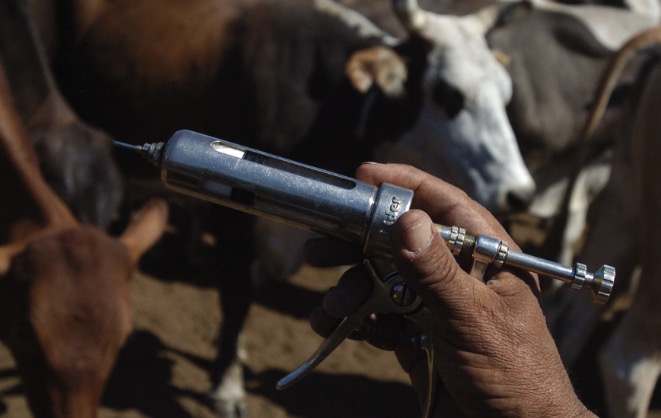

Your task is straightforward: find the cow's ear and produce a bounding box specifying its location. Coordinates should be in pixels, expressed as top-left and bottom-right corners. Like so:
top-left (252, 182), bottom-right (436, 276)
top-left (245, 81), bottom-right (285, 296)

top-left (345, 46), bottom-right (407, 98)
top-left (118, 198), bottom-right (169, 262)
top-left (0, 243), bottom-right (24, 276)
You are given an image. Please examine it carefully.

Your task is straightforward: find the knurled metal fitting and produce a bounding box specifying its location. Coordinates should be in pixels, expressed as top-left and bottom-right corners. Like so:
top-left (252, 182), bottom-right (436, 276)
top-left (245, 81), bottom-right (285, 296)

top-left (494, 240), bottom-right (509, 268)
top-left (572, 262), bottom-right (587, 291)
top-left (448, 226), bottom-right (465, 256)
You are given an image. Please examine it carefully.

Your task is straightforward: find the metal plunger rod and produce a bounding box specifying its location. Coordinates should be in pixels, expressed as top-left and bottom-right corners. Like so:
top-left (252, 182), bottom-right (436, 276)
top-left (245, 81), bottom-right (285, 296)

top-left (438, 226), bottom-right (614, 304)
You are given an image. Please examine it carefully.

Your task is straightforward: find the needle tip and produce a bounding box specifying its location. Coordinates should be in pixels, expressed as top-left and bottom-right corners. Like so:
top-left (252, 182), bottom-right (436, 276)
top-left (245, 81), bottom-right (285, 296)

top-left (112, 140), bottom-right (142, 151)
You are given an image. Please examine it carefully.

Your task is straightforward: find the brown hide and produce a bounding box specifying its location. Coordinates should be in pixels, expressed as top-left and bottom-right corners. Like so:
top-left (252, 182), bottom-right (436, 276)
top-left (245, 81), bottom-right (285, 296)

top-left (50, 0), bottom-right (262, 143)
top-left (0, 61), bottom-right (168, 418)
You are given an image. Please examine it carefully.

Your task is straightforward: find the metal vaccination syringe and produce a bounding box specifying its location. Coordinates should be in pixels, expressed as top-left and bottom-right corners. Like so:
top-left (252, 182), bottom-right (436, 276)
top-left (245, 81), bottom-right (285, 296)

top-left (114, 129), bottom-right (614, 416)
top-left (115, 129), bottom-right (614, 302)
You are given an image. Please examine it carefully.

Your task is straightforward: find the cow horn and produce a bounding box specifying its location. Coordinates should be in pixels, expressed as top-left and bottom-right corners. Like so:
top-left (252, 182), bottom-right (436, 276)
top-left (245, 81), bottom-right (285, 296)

top-left (471, 0), bottom-right (532, 35)
top-left (392, 0), bottom-right (426, 33)
top-left (314, 0), bottom-right (398, 45)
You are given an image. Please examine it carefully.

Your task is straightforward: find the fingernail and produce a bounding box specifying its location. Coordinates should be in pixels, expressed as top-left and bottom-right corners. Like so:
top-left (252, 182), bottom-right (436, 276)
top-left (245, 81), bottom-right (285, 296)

top-left (360, 161), bottom-right (380, 165)
top-left (402, 216), bottom-right (433, 253)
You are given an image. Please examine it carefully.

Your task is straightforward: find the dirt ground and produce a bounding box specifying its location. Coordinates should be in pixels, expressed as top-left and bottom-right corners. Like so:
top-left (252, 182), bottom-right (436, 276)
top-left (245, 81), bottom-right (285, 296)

top-left (1, 213), bottom-right (659, 418)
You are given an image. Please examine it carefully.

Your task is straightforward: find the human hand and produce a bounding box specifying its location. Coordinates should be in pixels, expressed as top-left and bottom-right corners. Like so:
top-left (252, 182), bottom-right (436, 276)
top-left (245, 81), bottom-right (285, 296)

top-left (307, 163), bottom-right (595, 418)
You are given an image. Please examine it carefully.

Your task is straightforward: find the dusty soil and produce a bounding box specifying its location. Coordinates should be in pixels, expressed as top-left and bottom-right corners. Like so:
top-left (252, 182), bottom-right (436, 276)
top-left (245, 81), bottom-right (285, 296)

top-left (1, 212), bottom-right (659, 418)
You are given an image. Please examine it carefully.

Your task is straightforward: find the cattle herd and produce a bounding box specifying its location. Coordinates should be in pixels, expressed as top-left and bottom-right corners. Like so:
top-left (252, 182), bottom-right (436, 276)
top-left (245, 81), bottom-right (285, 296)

top-left (1, 0), bottom-right (661, 417)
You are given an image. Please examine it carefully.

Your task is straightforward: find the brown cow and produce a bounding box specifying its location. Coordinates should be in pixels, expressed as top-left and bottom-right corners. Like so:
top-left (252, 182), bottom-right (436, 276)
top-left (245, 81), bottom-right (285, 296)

top-left (0, 61), bottom-right (168, 418)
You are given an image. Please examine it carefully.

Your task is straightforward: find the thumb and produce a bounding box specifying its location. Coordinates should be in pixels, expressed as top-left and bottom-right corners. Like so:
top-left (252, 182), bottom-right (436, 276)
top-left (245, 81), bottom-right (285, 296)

top-left (391, 210), bottom-right (483, 317)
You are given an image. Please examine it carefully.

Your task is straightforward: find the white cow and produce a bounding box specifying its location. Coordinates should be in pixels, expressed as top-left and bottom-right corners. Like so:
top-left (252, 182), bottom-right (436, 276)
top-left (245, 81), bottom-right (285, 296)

top-left (255, 0), bottom-right (659, 293)
top-left (252, 0), bottom-right (541, 283)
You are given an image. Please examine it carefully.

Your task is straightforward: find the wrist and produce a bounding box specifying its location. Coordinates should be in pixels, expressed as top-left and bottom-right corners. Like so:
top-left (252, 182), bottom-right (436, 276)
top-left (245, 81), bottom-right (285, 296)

top-left (530, 378), bottom-right (596, 418)
top-left (555, 397), bottom-right (596, 418)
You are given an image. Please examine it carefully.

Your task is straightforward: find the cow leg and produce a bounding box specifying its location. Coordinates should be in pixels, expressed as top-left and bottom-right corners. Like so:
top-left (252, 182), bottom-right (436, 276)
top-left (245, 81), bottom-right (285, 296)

top-left (598, 258), bottom-right (661, 418)
top-left (210, 290), bottom-right (250, 418)
top-left (208, 211), bottom-right (254, 418)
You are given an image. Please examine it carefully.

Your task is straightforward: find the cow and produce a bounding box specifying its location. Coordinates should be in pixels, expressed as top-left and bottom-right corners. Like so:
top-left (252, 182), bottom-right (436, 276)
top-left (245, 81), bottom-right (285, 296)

top-left (24, 0), bottom-right (544, 416)
top-left (483, 0), bottom-right (655, 202)
top-left (596, 46), bottom-right (661, 418)
top-left (339, 0), bottom-right (656, 263)
top-left (43, 0), bottom-right (538, 211)
top-left (491, 3), bottom-right (643, 155)
top-left (480, 0), bottom-right (654, 274)
top-left (0, 58), bottom-right (169, 418)
top-left (248, 0), bottom-right (654, 301)
top-left (0, 0), bottom-right (123, 229)
top-left (455, 1), bottom-right (658, 303)
top-left (528, 27), bottom-right (661, 417)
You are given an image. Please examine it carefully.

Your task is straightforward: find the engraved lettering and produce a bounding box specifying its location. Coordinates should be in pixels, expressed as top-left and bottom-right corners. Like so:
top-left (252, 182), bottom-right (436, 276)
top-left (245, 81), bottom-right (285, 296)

top-left (383, 196), bottom-right (403, 226)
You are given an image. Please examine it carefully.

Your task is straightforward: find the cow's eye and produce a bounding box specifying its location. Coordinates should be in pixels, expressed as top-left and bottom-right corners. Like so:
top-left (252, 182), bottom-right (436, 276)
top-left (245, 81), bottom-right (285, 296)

top-left (431, 80), bottom-right (465, 118)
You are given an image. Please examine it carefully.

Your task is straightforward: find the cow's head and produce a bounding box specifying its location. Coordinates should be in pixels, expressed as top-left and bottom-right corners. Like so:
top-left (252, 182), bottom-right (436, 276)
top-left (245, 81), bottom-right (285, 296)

top-left (29, 104), bottom-right (124, 230)
top-left (347, 0), bottom-right (536, 213)
top-left (0, 199), bottom-right (168, 418)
